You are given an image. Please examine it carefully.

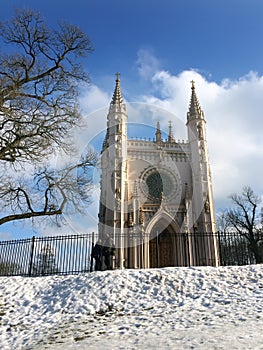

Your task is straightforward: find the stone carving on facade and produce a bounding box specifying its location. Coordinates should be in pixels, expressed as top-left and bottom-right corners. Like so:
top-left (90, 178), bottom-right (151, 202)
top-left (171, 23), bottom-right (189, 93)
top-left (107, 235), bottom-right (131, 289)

top-left (205, 196), bottom-right (210, 213)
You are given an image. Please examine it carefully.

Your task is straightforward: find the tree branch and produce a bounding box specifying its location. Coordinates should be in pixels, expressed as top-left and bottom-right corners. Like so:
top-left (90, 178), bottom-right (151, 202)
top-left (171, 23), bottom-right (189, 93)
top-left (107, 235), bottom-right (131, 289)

top-left (0, 209), bottom-right (62, 225)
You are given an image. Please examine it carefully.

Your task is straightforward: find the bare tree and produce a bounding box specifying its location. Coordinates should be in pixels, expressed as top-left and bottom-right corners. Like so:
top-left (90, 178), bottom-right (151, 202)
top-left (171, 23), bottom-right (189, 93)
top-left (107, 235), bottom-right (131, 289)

top-left (0, 150), bottom-right (98, 225)
top-left (0, 9), bottom-right (97, 226)
top-left (225, 186), bottom-right (263, 264)
top-left (0, 9), bottom-right (92, 163)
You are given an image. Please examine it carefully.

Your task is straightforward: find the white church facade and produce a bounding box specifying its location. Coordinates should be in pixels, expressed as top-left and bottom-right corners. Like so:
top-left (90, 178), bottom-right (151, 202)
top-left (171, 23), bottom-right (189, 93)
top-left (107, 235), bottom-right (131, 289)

top-left (98, 74), bottom-right (220, 269)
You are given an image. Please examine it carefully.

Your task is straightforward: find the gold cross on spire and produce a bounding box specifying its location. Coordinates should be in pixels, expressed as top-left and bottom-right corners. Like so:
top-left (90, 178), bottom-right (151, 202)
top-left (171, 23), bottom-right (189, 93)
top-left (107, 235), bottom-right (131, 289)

top-left (116, 72), bottom-right (121, 81)
top-left (190, 80), bottom-right (195, 89)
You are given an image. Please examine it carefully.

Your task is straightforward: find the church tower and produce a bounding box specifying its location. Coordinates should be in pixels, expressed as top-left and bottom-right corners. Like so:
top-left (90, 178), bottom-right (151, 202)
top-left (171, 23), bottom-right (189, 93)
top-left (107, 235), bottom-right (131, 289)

top-left (99, 74), bottom-right (128, 268)
top-left (98, 75), bottom-right (219, 269)
top-left (186, 81), bottom-right (216, 233)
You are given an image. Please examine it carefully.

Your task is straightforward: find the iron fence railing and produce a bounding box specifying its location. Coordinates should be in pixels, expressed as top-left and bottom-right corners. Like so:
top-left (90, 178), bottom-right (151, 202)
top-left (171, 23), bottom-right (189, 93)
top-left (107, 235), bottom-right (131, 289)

top-left (0, 233), bottom-right (98, 277)
top-left (0, 231), bottom-right (262, 277)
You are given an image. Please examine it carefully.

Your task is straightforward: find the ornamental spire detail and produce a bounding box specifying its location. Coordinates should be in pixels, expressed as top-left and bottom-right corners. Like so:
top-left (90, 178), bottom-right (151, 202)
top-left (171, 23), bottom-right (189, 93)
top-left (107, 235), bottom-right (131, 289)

top-left (187, 80), bottom-right (204, 120)
top-left (111, 72), bottom-right (123, 105)
top-left (155, 120), bottom-right (162, 143)
top-left (168, 120), bottom-right (175, 143)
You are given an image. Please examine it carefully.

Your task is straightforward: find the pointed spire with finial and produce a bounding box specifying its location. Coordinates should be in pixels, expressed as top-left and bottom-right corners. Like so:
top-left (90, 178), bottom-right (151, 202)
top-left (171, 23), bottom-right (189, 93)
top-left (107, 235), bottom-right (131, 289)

top-left (155, 121), bottom-right (162, 143)
top-left (187, 80), bottom-right (204, 120)
top-left (111, 72), bottom-right (123, 105)
top-left (168, 121), bottom-right (175, 143)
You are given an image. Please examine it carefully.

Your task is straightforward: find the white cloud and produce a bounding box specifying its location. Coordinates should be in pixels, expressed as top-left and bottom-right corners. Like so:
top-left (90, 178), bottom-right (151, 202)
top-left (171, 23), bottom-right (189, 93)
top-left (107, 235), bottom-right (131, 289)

top-left (136, 48), bottom-right (160, 80)
top-left (79, 85), bottom-right (110, 115)
top-left (134, 67), bottom-right (263, 209)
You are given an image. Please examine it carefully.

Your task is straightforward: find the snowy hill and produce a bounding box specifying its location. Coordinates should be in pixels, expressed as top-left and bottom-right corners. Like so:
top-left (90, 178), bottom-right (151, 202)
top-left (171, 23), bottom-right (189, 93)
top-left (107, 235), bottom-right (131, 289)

top-left (0, 265), bottom-right (263, 349)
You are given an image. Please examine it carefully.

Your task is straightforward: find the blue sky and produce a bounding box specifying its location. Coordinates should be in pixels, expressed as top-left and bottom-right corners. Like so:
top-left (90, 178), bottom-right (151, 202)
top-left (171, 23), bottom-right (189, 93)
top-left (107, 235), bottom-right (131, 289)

top-left (2, 0), bottom-right (263, 86)
top-left (1, 1), bottom-right (263, 239)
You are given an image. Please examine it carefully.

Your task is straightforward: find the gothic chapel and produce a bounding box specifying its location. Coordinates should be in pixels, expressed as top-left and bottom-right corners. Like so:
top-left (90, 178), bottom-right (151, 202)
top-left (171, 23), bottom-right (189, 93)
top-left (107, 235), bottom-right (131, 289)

top-left (98, 74), bottom-right (220, 269)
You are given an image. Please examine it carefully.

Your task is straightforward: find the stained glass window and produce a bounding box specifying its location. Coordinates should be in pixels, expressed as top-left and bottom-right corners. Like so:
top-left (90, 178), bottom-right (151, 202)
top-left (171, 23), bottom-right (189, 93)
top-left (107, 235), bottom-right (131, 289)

top-left (146, 171), bottom-right (173, 199)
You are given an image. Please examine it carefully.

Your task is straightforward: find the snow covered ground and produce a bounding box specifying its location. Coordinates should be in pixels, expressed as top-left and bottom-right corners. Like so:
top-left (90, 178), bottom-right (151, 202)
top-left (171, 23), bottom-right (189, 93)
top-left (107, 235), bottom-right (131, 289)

top-left (0, 265), bottom-right (263, 350)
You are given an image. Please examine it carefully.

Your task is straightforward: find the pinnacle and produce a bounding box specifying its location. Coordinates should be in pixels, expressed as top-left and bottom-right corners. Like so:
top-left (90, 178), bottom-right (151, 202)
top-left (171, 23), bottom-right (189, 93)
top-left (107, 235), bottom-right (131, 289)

top-left (188, 80), bottom-right (203, 118)
top-left (168, 120), bottom-right (175, 142)
top-left (111, 72), bottom-right (123, 105)
top-left (155, 120), bottom-right (162, 142)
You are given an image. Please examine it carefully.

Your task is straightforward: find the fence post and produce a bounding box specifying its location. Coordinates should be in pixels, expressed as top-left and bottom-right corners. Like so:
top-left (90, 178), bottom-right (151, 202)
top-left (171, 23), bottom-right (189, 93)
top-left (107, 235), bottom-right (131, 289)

top-left (217, 231), bottom-right (222, 266)
top-left (28, 236), bottom-right (35, 276)
top-left (90, 232), bottom-right (94, 272)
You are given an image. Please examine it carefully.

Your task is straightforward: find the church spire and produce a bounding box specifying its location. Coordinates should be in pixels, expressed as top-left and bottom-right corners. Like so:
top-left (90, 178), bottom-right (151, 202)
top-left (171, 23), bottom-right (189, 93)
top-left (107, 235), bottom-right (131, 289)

top-left (187, 80), bottom-right (204, 120)
top-left (168, 121), bottom-right (175, 143)
top-left (111, 72), bottom-right (123, 105)
top-left (155, 121), bottom-right (162, 143)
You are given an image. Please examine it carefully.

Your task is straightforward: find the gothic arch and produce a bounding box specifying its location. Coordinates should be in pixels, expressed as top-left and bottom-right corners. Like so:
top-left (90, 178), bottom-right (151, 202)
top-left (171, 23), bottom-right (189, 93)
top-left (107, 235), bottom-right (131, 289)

top-left (145, 210), bottom-right (180, 235)
top-left (145, 210), bottom-right (188, 267)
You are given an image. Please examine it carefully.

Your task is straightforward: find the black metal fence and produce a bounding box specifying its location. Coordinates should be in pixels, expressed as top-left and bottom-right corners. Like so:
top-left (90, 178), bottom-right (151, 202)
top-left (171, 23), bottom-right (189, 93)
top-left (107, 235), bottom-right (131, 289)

top-left (0, 233), bottom-right (98, 277)
top-left (0, 231), bottom-right (262, 277)
top-left (217, 231), bottom-right (263, 266)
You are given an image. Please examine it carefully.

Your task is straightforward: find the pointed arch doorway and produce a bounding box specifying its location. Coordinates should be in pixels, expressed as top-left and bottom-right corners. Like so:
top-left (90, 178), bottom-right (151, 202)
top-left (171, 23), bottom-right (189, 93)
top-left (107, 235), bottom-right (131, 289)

top-left (150, 228), bottom-right (174, 267)
top-left (147, 216), bottom-right (189, 268)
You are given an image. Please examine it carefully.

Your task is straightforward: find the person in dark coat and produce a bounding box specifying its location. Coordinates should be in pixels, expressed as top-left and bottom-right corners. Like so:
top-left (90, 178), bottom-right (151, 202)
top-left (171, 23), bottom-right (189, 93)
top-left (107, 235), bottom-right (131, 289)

top-left (92, 241), bottom-right (103, 271)
top-left (102, 234), bottom-right (116, 270)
